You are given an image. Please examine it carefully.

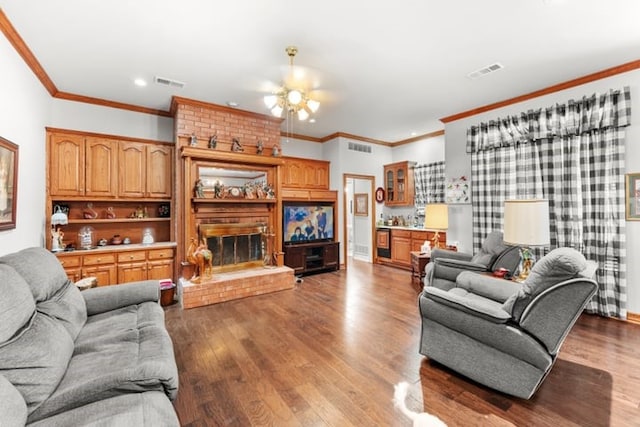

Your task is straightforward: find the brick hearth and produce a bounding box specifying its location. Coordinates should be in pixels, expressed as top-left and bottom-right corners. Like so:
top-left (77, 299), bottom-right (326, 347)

top-left (179, 266), bottom-right (295, 309)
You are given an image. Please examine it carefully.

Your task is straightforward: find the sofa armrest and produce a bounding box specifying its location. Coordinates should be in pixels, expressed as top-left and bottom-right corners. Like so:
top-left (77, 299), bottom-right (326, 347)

top-left (422, 287), bottom-right (511, 323)
top-left (83, 280), bottom-right (160, 316)
top-left (456, 271), bottom-right (522, 303)
top-left (434, 257), bottom-right (487, 271)
top-left (429, 248), bottom-right (473, 262)
top-left (0, 374), bottom-right (27, 427)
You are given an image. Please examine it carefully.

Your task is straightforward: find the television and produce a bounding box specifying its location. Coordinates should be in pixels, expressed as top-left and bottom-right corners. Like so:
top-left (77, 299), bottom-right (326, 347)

top-left (283, 204), bottom-right (334, 244)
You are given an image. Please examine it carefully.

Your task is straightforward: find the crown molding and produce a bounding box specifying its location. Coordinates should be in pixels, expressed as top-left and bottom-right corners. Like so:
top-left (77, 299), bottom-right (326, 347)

top-left (55, 91), bottom-right (172, 117)
top-left (440, 59), bottom-right (640, 124)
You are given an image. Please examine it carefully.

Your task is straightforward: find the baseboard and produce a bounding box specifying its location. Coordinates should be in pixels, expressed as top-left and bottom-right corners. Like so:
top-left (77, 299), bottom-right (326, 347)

top-left (627, 312), bottom-right (640, 325)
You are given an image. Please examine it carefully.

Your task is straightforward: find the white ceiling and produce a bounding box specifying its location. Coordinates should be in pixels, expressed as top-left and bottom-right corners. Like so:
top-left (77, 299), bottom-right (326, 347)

top-left (2, 0), bottom-right (640, 142)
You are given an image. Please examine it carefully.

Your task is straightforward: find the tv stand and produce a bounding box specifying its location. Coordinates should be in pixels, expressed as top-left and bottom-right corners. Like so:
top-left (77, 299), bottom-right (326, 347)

top-left (284, 241), bottom-right (340, 275)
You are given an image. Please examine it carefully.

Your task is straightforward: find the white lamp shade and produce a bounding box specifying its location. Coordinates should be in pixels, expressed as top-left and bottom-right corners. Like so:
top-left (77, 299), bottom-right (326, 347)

top-left (297, 109), bottom-right (309, 121)
top-left (306, 99), bottom-right (320, 113)
top-left (271, 105), bottom-right (283, 118)
top-left (51, 206), bottom-right (68, 226)
top-left (263, 95), bottom-right (278, 109)
top-left (503, 199), bottom-right (550, 246)
top-left (424, 204), bottom-right (448, 230)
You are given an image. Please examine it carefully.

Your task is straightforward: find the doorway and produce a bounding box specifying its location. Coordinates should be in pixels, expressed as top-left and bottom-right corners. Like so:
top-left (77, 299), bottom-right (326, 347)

top-left (343, 174), bottom-right (375, 270)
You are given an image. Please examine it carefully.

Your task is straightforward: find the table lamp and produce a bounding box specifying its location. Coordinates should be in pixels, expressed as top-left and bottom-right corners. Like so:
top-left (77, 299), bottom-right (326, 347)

top-left (503, 199), bottom-right (550, 281)
top-left (50, 205), bottom-right (69, 252)
top-left (424, 203), bottom-right (448, 249)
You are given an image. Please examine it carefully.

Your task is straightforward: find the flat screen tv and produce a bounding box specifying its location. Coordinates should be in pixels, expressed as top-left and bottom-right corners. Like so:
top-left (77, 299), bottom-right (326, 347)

top-left (283, 204), bottom-right (334, 244)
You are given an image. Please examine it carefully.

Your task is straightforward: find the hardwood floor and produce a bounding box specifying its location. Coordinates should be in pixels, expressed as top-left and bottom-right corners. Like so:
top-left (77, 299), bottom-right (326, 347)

top-left (164, 260), bottom-right (640, 426)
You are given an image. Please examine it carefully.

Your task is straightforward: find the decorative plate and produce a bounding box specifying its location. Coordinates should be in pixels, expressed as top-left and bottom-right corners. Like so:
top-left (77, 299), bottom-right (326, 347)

top-left (375, 187), bottom-right (385, 203)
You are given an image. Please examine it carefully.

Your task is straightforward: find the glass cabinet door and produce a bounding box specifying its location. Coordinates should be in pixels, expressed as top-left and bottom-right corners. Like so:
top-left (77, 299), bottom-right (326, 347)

top-left (396, 168), bottom-right (405, 203)
top-left (386, 169), bottom-right (394, 201)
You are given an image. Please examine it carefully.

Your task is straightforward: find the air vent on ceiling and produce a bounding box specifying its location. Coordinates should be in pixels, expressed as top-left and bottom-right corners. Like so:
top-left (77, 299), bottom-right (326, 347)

top-left (467, 62), bottom-right (504, 80)
top-left (154, 76), bottom-right (186, 88)
top-left (348, 141), bottom-right (372, 153)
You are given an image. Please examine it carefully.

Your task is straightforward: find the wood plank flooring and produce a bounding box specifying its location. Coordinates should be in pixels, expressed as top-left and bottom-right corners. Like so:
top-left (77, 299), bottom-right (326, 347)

top-left (164, 259), bottom-right (640, 426)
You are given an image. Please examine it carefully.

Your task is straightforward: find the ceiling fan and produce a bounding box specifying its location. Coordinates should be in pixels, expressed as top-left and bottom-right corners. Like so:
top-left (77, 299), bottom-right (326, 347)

top-left (263, 46), bottom-right (322, 121)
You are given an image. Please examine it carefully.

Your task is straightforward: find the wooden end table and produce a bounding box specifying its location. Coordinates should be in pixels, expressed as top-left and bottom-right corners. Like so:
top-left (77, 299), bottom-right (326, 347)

top-left (410, 251), bottom-right (430, 288)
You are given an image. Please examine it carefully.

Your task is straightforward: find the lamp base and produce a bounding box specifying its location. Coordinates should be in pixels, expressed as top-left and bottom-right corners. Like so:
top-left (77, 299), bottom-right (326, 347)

top-left (514, 251), bottom-right (533, 282)
top-left (431, 231), bottom-right (444, 249)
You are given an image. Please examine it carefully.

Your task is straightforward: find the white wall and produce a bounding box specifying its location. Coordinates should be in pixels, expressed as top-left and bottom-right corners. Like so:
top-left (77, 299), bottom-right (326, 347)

top-left (444, 69), bottom-right (640, 313)
top-left (0, 33), bottom-right (51, 254)
top-left (281, 136), bottom-right (324, 158)
top-left (51, 99), bottom-right (174, 142)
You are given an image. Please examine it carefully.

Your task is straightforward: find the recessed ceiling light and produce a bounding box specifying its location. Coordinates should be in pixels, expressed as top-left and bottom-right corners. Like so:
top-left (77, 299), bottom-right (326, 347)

top-left (309, 118), bottom-right (316, 123)
top-left (411, 132), bottom-right (417, 136)
top-left (226, 101), bottom-right (239, 107)
top-left (134, 78), bottom-right (147, 87)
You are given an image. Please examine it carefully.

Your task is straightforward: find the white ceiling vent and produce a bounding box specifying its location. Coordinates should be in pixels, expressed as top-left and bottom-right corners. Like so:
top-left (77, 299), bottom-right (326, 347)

top-left (154, 76), bottom-right (186, 88)
top-left (467, 62), bottom-right (504, 80)
top-left (348, 141), bottom-right (372, 153)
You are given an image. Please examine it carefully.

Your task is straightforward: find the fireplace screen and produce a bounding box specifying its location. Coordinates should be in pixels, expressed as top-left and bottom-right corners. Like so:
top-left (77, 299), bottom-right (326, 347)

top-left (199, 223), bottom-right (266, 272)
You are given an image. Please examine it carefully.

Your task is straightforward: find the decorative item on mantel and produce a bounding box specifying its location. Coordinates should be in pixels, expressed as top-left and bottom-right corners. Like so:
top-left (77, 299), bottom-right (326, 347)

top-left (231, 137), bottom-right (244, 152)
top-left (189, 133), bottom-right (198, 147)
top-left (129, 206), bottom-right (148, 219)
top-left (105, 206), bottom-right (116, 219)
top-left (208, 133), bottom-right (217, 149)
top-left (272, 145), bottom-right (280, 157)
top-left (256, 139), bottom-right (264, 155)
top-left (194, 179), bottom-right (205, 198)
top-left (213, 180), bottom-right (225, 198)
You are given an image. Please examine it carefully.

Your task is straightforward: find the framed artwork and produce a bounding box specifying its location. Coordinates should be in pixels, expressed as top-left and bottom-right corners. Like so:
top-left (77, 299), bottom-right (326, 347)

top-left (0, 136), bottom-right (18, 231)
top-left (375, 187), bottom-right (385, 203)
top-left (445, 176), bottom-right (470, 204)
top-left (625, 172), bottom-right (640, 221)
top-left (354, 193), bottom-right (368, 216)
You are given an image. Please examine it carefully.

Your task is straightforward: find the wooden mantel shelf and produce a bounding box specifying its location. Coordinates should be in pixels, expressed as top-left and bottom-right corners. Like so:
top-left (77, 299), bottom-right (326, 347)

top-left (180, 146), bottom-right (285, 166)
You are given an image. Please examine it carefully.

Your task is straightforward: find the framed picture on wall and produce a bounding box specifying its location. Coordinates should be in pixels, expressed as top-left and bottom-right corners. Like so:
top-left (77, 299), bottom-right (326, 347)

top-left (0, 136), bottom-right (18, 231)
top-left (355, 193), bottom-right (368, 216)
top-left (625, 172), bottom-right (640, 221)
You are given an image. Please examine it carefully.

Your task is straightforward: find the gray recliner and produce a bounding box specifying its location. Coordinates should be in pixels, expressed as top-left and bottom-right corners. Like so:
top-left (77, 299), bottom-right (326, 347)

top-left (424, 231), bottom-right (521, 290)
top-left (418, 247), bottom-right (598, 399)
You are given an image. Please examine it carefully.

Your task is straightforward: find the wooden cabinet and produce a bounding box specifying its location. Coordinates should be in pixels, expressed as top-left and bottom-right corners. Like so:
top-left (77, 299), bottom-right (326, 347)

top-left (391, 229), bottom-right (412, 267)
top-left (384, 161), bottom-right (415, 206)
top-left (376, 227), bottom-right (446, 270)
top-left (281, 156), bottom-right (330, 190)
top-left (57, 245), bottom-right (175, 286)
top-left (146, 144), bottom-right (173, 198)
top-left (49, 133), bottom-right (85, 196)
top-left (85, 137), bottom-right (118, 197)
top-left (284, 241), bottom-right (340, 275)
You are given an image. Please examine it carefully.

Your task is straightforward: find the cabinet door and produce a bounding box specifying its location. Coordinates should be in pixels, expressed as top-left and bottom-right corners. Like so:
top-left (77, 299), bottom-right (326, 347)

top-left (118, 142), bottom-right (146, 198)
top-left (64, 267), bottom-right (82, 283)
top-left (284, 246), bottom-right (305, 274)
top-left (117, 262), bottom-right (147, 284)
top-left (385, 168), bottom-right (395, 204)
top-left (83, 265), bottom-right (117, 287)
top-left (146, 144), bottom-right (173, 198)
top-left (376, 230), bottom-right (390, 250)
top-left (49, 133), bottom-right (85, 196)
top-left (147, 260), bottom-right (173, 281)
top-left (323, 243), bottom-right (339, 268)
top-left (391, 236), bottom-right (412, 266)
top-left (283, 163), bottom-right (304, 188)
top-left (85, 137), bottom-right (118, 197)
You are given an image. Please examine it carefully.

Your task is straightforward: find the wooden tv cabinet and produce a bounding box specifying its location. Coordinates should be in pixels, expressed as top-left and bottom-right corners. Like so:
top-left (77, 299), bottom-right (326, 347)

top-left (284, 241), bottom-right (340, 275)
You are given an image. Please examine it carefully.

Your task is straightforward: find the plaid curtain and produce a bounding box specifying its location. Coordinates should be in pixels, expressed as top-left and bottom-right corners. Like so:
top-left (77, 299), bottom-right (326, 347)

top-left (467, 87), bottom-right (630, 318)
top-left (414, 161), bottom-right (445, 206)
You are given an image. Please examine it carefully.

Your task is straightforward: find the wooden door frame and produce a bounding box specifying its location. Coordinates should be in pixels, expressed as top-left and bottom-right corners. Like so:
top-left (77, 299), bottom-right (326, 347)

top-left (342, 173), bottom-right (375, 270)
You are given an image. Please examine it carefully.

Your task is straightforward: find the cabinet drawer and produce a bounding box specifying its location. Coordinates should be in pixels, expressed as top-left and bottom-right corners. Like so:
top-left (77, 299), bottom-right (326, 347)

top-left (411, 231), bottom-right (428, 240)
top-left (58, 255), bottom-right (81, 268)
top-left (83, 253), bottom-right (116, 266)
top-left (147, 248), bottom-right (173, 260)
top-left (118, 251), bottom-right (146, 263)
top-left (392, 229), bottom-right (411, 238)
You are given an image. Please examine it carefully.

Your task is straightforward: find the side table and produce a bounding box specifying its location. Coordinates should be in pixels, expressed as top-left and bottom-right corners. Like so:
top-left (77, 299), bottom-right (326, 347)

top-left (410, 251), bottom-right (430, 288)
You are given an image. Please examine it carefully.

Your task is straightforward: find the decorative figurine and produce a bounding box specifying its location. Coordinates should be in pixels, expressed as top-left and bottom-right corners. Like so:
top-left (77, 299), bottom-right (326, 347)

top-left (186, 237), bottom-right (213, 283)
top-left (208, 134), bottom-right (218, 149)
top-left (83, 202), bottom-right (98, 219)
top-left (190, 133), bottom-right (198, 147)
top-left (272, 145), bottom-right (280, 157)
top-left (256, 139), bottom-right (264, 155)
top-left (213, 180), bottom-right (224, 199)
top-left (51, 226), bottom-right (65, 252)
top-left (105, 206), bottom-right (116, 219)
top-left (231, 137), bottom-right (244, 152)
top-left (142, 229), bottom-right (154, 245)
top-left (194, 179), bottom-right (205, 198)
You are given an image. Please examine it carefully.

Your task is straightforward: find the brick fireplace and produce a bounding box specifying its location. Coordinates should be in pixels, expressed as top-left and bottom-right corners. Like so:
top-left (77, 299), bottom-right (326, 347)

top-left (172, 96), bottom-right (294, 308)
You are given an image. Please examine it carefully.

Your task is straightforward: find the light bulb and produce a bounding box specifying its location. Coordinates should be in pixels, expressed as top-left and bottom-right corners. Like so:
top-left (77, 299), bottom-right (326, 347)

top-left (297, 109), bottom-right (309, 121)
top-left (306, 99), bottom-right (320, 113)
top-left (287, 90), bottom-right (302, 105)
top-left (271, 105), bottom-right (283, 118)
top-left (264, 95), bottom-right (278, 109)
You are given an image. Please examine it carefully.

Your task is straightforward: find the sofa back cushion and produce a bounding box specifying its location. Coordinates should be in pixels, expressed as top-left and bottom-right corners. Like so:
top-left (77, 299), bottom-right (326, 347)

top-left (0, 265), bottom-right (35, 343)
top-left (470, 231), bottom-right (508, 268)
top-left (502, 247), bottom-right (587, 321)
top-left (0, 311), bottom-right (74, 414)
top-left (0, 247), bottom-right (87, 340)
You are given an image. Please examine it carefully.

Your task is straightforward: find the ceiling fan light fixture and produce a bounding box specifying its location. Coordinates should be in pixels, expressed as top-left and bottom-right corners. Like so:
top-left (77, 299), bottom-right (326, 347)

top-left (263, 46), bottom-right (321, 121)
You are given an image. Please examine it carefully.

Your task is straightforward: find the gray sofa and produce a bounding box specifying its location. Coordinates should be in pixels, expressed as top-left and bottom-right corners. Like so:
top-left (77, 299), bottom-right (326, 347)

top-left (0, 247), bottom-right (179, 426)
top-left (419, 247), bottom-right (597, 399)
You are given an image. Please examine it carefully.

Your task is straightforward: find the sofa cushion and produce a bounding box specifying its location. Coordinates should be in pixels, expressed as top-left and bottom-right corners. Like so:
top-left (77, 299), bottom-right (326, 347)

top-left (502, 247), bottom-right (587, 321)
top-left (27, 302), bottom-right (178, 422)
top-left (27, 391), bottom-right (179, 427)
top-left (0, 247), bottom-right (87, 341)
top-left (0, 374), bottom-right (27, 427)
top-left (0, 313), bottom-right (74, 414)
top-left (0, 264), bottom-right (35, 343)
top-left (470, 231), bottom-right (507, 267)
